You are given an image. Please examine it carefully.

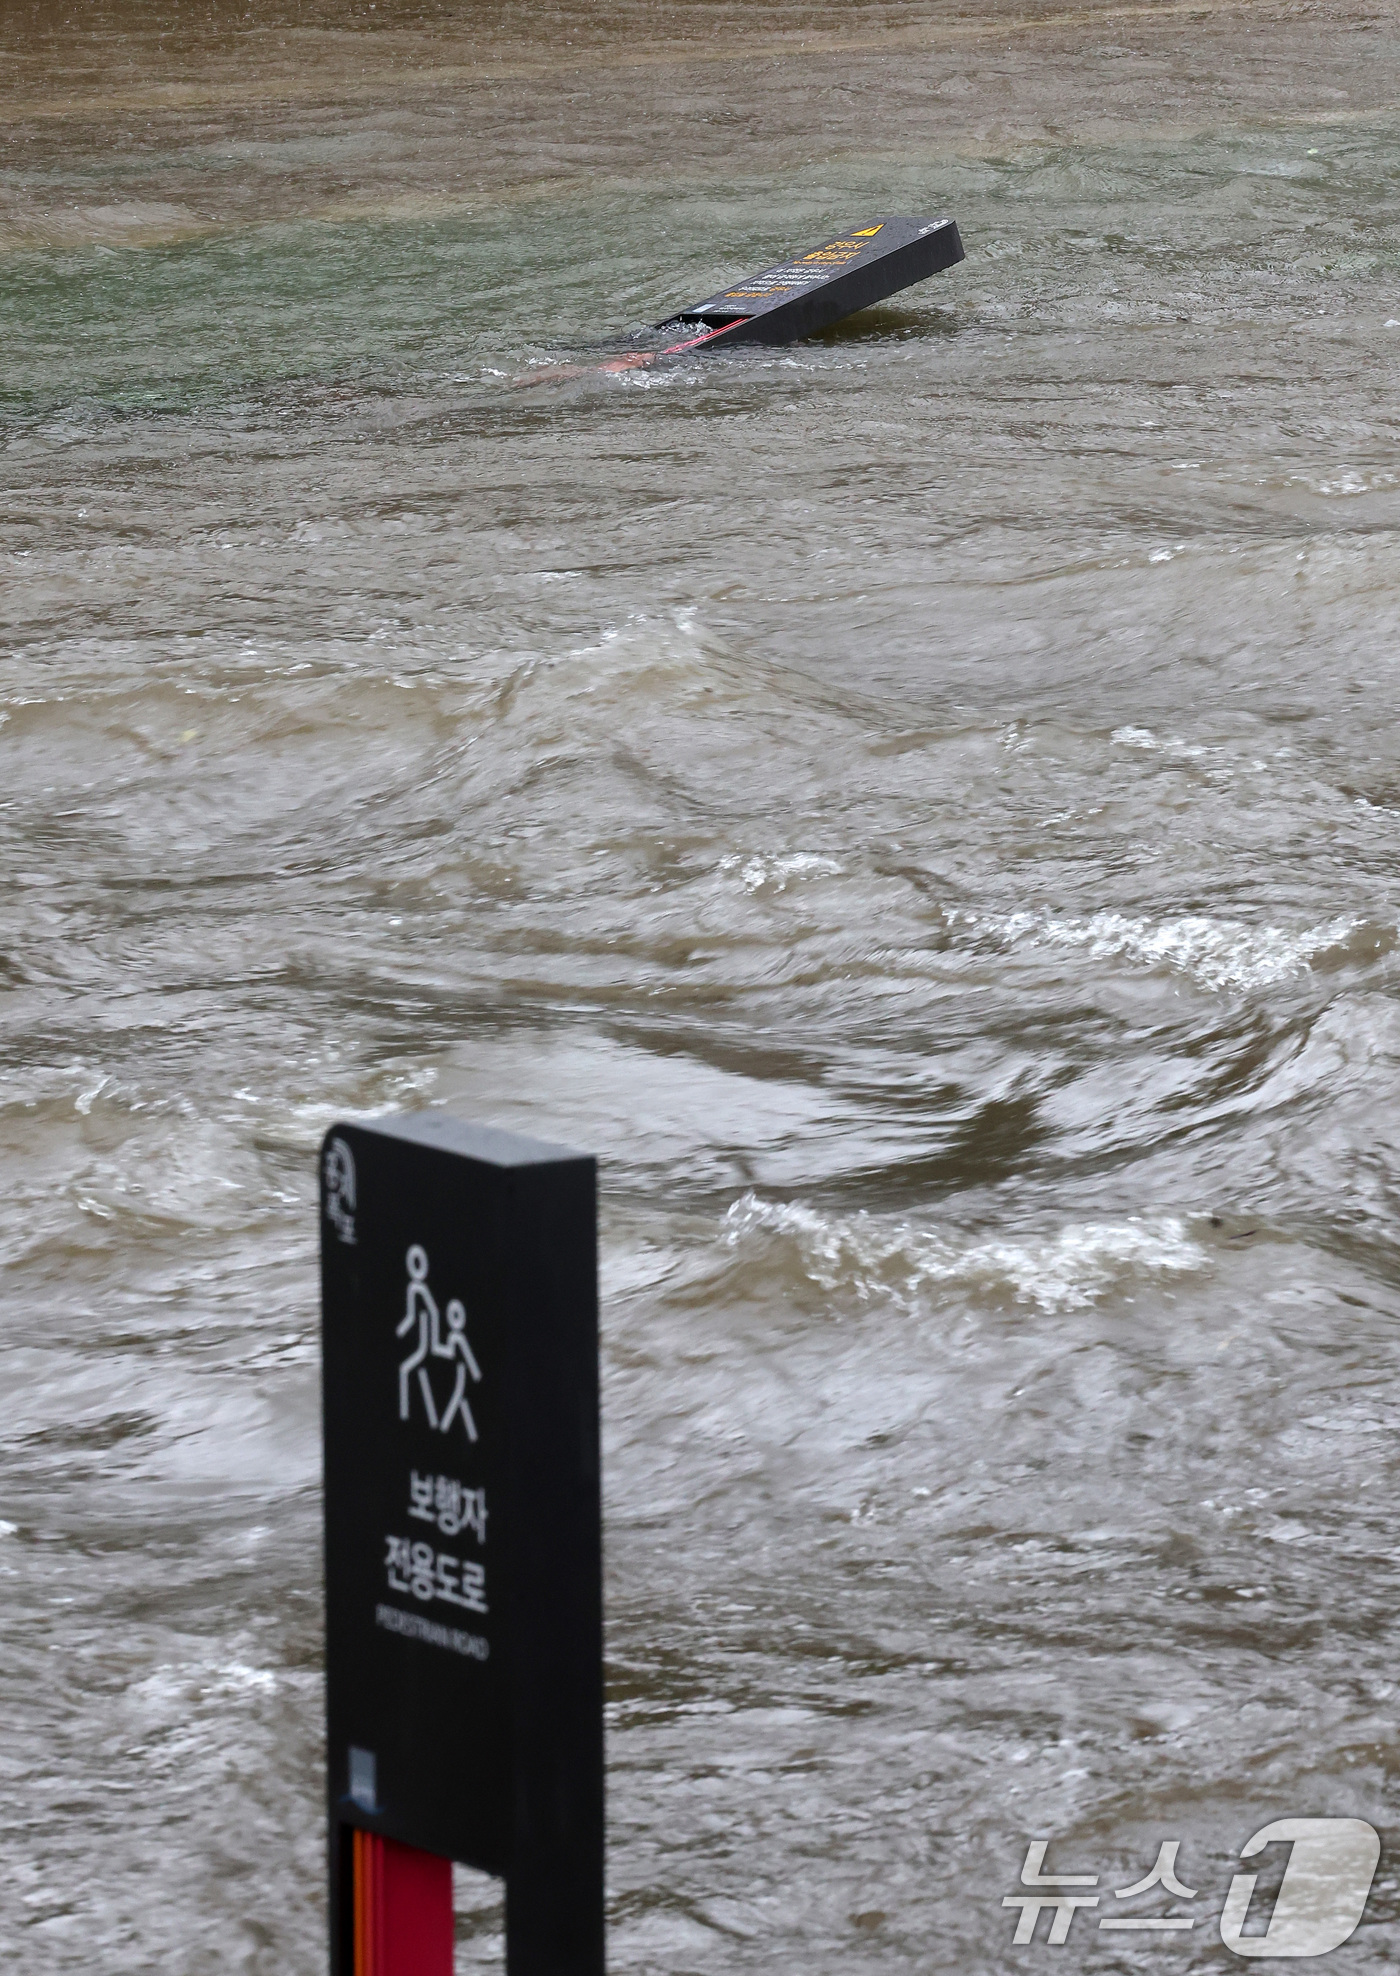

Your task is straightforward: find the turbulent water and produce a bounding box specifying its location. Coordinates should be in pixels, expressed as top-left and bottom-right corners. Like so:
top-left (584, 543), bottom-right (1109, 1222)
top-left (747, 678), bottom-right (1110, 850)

top-left (4, 0), bottom-right (1400, 1968)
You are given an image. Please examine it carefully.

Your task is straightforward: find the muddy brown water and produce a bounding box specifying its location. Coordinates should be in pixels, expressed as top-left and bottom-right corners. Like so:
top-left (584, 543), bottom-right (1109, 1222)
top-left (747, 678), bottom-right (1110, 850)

top-left (3, 0), bottom-right (1400, 1968)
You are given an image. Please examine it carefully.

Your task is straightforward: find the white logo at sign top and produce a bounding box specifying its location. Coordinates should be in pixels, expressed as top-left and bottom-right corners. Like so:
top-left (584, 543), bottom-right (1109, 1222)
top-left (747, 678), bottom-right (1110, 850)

top-left (396, 1245), bottom-right (482, 1441)
top-left (324, 1137), bottom-right (356, 1245)
top-left (1220, 1820), bottom-right (1380, 1958)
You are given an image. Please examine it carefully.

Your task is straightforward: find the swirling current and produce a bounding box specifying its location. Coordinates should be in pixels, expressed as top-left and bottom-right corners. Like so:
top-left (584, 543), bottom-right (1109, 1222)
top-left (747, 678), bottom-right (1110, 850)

top-left (3, 0), bottom-right (1400, 1968)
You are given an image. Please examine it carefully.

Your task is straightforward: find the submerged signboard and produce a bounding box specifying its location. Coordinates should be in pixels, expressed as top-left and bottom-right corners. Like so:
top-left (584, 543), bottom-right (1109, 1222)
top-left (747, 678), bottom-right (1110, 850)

top-left (663, 214), bottom-right (965, 346)
top-left (321, 1112), bottom-right (602, 1975)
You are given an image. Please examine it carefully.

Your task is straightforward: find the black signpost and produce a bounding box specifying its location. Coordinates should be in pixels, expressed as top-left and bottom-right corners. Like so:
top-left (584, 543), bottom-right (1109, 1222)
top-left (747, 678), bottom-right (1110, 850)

top-left (321, 1112), bottom-right (603, 1976)
top-left (659, 214), bottom-right (965, 349)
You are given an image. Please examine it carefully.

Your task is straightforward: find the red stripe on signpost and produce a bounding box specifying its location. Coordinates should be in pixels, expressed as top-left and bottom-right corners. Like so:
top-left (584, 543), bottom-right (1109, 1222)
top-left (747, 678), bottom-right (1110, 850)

top-left (353, 1831), bottom-right (453, 1976)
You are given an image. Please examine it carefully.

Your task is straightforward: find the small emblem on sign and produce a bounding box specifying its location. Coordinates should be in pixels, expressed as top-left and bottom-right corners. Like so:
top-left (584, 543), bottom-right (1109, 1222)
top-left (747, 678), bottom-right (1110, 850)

top-left (324, 1137), bottom-right (357, 1246)
top-left (347, 1746), bottom-right (377, 1811)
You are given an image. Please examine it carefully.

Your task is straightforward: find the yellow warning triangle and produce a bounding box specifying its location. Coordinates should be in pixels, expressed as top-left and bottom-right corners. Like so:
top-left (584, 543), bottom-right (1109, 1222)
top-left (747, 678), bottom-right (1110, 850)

top-left (852, 225), bottom-right (883, 236)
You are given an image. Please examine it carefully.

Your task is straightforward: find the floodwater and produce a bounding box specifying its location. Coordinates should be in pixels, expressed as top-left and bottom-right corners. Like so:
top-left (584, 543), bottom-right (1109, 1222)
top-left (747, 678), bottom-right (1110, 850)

top-left (4, 0), bottom-right (1400, 1968)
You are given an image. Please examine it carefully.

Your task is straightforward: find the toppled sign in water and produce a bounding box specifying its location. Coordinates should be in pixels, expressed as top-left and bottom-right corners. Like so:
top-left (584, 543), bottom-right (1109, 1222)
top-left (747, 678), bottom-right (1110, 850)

top-left (516, 213), bottom-right (965, 383)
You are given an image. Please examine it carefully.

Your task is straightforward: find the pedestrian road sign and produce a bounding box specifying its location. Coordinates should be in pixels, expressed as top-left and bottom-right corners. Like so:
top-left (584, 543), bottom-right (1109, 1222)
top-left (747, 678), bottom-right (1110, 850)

top-left (321, 1112), bottom-right (602, 1976)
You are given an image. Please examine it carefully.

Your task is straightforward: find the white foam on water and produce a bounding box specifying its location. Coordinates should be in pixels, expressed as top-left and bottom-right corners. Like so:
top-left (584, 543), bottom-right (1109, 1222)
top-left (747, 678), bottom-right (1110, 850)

top-left (124, 1656), bottom-right (279, 1732)
top-left (723, 1193), bottom-right (1209, 1313)
top-left (956, 906), bottom-right (1376, 992)
top-left (719, 851), bottom-right (843, 893)
top-left (1110, 723), bottom-right (1208, 755)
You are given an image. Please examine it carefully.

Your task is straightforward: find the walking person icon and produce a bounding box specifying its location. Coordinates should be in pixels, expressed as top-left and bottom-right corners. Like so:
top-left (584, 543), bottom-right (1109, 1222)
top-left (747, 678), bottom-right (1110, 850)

top-left (435, 1299), bottom-right (482, 1443)
top-left (397, 1245), bottom-right (441, 1427)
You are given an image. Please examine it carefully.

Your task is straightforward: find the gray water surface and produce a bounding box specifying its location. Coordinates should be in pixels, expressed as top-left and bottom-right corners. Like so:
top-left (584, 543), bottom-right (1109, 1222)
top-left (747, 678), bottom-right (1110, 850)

top-left (4, 1), bottom-right (1400, 1968)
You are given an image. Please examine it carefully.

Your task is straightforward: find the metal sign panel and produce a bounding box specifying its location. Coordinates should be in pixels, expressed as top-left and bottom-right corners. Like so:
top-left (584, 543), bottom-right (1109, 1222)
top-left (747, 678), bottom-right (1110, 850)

top-left (662, 215), bottom-right (965, 346)
top-left (321, 1112), bottom-right (602, 1976)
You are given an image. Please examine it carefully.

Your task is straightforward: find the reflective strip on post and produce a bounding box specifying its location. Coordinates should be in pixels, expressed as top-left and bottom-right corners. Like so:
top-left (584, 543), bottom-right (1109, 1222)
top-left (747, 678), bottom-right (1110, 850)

top-left (353, 1828), bottom-right (373, 1976)
top-left (353, 1831), bottom-right (453, 1976)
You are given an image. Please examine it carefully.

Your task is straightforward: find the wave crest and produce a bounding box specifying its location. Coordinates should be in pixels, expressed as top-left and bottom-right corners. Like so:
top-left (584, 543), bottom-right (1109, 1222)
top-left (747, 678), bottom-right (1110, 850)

top-left (722, 1193), bottom-right (1209, 1313)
